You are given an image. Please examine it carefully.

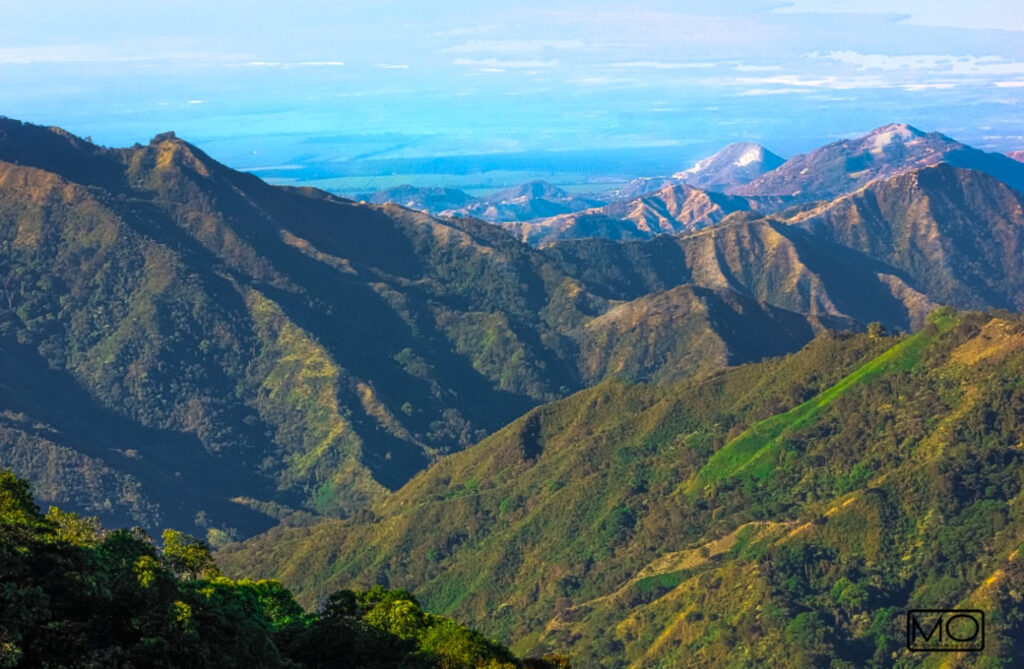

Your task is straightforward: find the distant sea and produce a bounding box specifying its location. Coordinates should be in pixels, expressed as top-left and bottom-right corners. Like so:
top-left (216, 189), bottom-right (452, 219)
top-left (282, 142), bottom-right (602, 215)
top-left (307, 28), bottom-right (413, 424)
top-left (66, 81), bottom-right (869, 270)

top-left (224, 144), bottom-right (709, 198)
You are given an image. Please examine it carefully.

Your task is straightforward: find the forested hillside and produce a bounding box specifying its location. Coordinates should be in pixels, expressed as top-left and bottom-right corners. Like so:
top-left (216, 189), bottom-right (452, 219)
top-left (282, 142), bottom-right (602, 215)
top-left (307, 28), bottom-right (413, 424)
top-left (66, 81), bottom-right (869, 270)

top-left (223, 310), bottom-right (1024, 667)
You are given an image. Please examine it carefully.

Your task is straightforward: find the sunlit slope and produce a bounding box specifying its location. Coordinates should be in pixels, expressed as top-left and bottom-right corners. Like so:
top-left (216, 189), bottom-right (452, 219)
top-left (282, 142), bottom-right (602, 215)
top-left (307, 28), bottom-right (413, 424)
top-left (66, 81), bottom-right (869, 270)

top-left (223, 310), bottom-right (1024, 667)
top-left (0, 118), bottom-right (831, 536)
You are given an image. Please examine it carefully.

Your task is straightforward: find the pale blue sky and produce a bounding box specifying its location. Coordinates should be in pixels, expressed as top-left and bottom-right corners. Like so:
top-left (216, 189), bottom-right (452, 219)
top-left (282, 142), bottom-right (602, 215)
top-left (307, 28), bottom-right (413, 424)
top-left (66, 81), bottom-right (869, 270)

top-left (2, 1), bottom-right (1023, 190)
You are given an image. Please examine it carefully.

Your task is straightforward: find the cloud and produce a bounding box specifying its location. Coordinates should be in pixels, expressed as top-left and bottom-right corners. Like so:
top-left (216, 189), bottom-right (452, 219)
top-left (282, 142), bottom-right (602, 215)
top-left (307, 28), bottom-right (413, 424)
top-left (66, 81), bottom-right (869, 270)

top-left (734, 75), bottom-right (840, 87)
top-left (0, 45), bottom-right (227, 65)
top-left (736, 88), bottom-right (810, 96)
top-left (771, 1), bottom-right (1024, 33)
top-left (995, 81), bottom-right (1024, 87)
top-left (814, 51), bottom-right (1024, 76)
top-left (728, 73), bottom-right (893, 90)
top-left (232, 60), bottom-right (344, 70)
top-left (732, 63), bottom-right (783, 72)
top-left (377, 64), bottom-right (409, 69)
top-left (444, 39), bottom-right (584, 53)
top-left (452, 58), bottom-right (558, 69)
top-left (608, 61), bottom-right (718, 70)
top-left (187, 100), bottom-right (203, 104)
top-left (903, 83), bottom-right (956, 91)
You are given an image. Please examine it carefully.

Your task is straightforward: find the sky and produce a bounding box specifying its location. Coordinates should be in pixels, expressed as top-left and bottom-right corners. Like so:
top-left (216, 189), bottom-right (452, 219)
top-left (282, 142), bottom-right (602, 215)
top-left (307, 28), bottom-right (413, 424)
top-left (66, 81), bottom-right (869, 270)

top-left (2, 1), bottom-right (1023, 192)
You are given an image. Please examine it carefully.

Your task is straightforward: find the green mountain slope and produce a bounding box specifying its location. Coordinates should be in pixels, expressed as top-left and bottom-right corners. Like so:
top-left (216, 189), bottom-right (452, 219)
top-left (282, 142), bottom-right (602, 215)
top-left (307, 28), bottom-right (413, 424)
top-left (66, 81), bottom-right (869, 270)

top-left (3, 117), bottom-right (1024, 554)
top-left (0, 119), bottom-right (832, 538)
top-left (222, 309), bottom-right (1024, 667)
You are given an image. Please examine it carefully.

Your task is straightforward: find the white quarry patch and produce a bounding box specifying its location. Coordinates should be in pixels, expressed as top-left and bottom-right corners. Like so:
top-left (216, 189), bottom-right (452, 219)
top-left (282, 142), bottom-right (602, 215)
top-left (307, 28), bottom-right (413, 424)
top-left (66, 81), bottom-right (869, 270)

top-left (868, 124), bottom-right (919, 153)
top-left (733, 146), bottom-right (761, 167)
top-left (683, 160), bottom-right (707, 174)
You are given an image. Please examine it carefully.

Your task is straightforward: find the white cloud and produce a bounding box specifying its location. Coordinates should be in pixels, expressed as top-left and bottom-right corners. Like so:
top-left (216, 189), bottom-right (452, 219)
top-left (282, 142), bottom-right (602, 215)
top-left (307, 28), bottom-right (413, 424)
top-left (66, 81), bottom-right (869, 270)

top-left (814, 51), bottom-right (1024, 77)
top-left (452, 58), bottom-right (558, 69)
top-left (772, 1), bottom-right (1024, 33)
top-left (608, 61), bottom-right (717, 70)
top-left (736, 88), bottom-right (810, 96)
top-left (735, 74), bottom-right (836, 87)
top-left (187, 100), bottom-right (203, 104)
top-left (903, 83), bottom-right (956, 91)
top-left (237, 60), bottom-right (344, 69)
top-left (727, 73), bottom-right (890, 91)
top-left (995, 80), bottom-right (1024, 87)
top-left (0, 44), bottom-right (227, 65)
top-left (444, 39), bottom-right (584, 53)
top-left (377, 64), bottom-right (409, 69)
top-left (732, 63), bottom-right (782, 72)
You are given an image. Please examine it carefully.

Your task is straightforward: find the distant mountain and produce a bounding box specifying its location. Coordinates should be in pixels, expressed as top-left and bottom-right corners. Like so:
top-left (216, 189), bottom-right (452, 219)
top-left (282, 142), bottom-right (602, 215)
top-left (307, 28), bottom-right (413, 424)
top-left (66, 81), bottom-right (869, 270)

top-left (788, 163), bottom-right (1024, 312)
top-left (674, 142), bottom-right (785, 192)
top-left (1008, 149), bottom-right (1024, 163)
top-left (223, 309), bottom-right (1024, 667)
top-left (364, 179), bottom-right (604, 223)
top-left (598, 176), bottom-right (684, 201)
top-left (504, 182), bottom-right (791, 245)
top-left (733, 122), bottom-right (1024, 200)
top-left (548, 164), bottom-right (1024, 330)
top-left (368, 184), bottom-right (479, 212)
top-left (469, 180), bottom-right (605, 222)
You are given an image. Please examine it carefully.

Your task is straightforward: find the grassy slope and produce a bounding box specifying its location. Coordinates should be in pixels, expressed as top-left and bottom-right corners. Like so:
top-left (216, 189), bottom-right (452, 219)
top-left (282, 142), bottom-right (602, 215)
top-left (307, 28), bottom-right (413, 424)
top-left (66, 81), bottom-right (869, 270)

top-left (690, 310), bottom-right (957, 491)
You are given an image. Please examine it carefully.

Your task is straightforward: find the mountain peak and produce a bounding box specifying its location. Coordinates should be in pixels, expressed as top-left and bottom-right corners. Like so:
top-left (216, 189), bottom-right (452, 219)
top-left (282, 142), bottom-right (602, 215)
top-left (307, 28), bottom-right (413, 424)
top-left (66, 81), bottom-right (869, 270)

top-left (149, 130), bottom-right (179, 145)
top-left (674, 142), bottom-right (784, 192)
top-left (489, 180), bottom-right (568, 201)
top-left (865, 122), bottom-right (925, 139)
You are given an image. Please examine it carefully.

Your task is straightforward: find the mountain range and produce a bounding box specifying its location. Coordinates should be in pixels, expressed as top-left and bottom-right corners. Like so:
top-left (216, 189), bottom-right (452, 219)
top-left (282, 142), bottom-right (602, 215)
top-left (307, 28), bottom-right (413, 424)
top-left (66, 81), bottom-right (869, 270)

top-left (366, 180), bottom-right (604, 224)
top-left (414, 124), bottom-right (1024, 247)
top-left (2, 117), bottom-right (1024, 535)
top-left (731, 123), bottom-right (1024, 200)
top-left (3, 115), bottom-right (1024, 665)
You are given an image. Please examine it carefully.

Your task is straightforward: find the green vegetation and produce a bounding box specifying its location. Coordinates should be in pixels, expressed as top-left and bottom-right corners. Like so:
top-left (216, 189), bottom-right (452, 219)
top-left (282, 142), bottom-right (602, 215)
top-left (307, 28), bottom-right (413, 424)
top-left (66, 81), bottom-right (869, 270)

top-left (0, 469), bottom-right (527, 668)
top-left (6, 120), bottom-right (1024, 546)
top-left (0, 119), bottom-right (832, 537)
top-left (223, 311), bottom-right (1024, 667)
top-left (7, 120), bottom-right (1024, 667)
top-left (689, 308), bottom-right (957, 490)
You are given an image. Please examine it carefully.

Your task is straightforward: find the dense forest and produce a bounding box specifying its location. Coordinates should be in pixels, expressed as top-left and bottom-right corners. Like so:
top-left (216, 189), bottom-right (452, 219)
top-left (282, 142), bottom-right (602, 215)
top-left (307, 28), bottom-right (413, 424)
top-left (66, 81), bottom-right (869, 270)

top-left (0, 469), bottom-right (578, 668)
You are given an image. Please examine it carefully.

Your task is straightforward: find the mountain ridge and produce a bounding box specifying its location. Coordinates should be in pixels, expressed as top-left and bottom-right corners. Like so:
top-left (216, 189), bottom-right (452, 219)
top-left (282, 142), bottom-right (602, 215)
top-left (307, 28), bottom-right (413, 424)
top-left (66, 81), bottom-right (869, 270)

top-left (1, 116), bottom-right (1023, 547)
